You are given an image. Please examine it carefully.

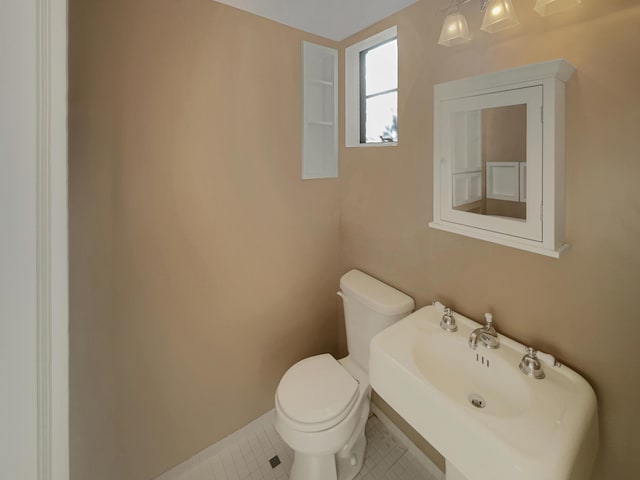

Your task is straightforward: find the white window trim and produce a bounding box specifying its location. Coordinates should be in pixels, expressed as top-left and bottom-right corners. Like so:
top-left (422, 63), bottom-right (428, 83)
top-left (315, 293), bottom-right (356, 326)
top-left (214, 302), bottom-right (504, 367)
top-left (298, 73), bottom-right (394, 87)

top-left (345, 25), bottom-right (397, 148)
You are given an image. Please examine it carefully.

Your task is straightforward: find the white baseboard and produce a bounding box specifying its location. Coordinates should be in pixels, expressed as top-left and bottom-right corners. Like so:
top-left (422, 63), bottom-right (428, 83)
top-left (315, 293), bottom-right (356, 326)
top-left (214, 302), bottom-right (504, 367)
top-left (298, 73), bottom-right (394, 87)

top-left (370, 404), bottom-right (445, 480)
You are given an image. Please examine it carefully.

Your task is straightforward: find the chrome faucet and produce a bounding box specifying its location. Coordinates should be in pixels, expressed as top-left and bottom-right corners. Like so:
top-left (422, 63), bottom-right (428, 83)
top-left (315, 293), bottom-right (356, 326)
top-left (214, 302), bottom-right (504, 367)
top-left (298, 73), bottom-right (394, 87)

top-left (440, 306), bottom-right (457, 332)
top-left (519, 347), bottom-right (546, 379)
top-left (468, 313), bottom-right (500, 349)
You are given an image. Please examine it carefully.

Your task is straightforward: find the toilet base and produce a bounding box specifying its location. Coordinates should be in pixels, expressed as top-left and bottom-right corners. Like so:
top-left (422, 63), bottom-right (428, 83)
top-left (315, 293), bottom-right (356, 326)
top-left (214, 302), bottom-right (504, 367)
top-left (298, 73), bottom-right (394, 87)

top-left (289, 452), bottom-right (336, 480)
top-left (289, 431), bottom-right (367, 480)
top-left (336, 430), bottom-right (367, 480)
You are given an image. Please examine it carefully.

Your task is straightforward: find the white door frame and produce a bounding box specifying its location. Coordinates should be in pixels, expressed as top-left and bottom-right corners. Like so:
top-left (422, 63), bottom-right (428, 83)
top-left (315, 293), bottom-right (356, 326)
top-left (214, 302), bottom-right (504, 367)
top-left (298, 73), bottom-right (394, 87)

top-left (42, 0), bottom-right (69, 478)
top-left (37, 0), bottom-right (69, 478)
top-left (1, 0), bottom-right (68, 478)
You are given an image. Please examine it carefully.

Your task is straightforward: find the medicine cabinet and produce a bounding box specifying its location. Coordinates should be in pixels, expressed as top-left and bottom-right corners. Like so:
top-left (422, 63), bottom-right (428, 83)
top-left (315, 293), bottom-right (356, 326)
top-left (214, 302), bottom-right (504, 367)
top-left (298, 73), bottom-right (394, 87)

top-left (301, 41), bottom-right (338, 179)
top-left (429, 59), bottom-right (575, 258)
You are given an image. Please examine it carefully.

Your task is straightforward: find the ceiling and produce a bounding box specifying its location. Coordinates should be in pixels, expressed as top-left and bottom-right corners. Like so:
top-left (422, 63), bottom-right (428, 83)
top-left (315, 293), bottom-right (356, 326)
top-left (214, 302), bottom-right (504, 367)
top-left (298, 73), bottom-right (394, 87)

top-left (213, 0), bottom-right (419, 41)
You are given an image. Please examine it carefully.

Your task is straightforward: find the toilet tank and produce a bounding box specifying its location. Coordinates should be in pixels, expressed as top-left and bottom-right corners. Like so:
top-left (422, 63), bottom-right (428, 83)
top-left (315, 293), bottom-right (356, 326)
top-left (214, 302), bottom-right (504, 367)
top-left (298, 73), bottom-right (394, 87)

top-left (339, 270), bottom-right (414, 373)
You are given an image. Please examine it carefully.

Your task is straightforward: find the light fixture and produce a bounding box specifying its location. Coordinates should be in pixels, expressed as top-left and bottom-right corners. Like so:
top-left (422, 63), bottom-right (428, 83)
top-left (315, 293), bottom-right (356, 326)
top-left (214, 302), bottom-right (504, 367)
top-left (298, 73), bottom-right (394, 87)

top-left (438, 10), bottom-right (472, 46)
top-left (480, 0), bottom-right (519, 33)
top-left (438, 0), bottom-right (581, 47)
top-left (534, 0), bottom-right (582, 16)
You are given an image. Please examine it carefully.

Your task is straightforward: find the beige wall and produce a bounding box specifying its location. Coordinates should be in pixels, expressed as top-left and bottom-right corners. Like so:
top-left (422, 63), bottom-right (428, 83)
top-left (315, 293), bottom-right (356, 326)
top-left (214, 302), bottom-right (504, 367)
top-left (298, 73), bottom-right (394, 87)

top-left (69, 0), bottom-right (122, 477)
top-left (70, 0), bottom-right (640, 479)
top-left (69, 1), bottom-right (340, 479)
top-left (338, 1), bottom-right (640, 479)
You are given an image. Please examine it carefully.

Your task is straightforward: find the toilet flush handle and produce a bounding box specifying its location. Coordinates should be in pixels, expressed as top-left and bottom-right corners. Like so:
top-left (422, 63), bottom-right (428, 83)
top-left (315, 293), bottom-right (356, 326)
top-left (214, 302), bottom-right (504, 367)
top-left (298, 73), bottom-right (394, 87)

top-left (337, 291), bottom-right (344, 298)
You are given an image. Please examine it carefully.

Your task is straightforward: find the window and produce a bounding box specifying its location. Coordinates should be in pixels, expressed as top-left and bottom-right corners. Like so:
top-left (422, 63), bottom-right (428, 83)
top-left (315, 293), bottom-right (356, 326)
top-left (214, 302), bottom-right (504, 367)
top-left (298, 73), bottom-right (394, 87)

top-left (346, 26), bottom-right (398, 147)
top-left (360, 38), bottom-right (398, 143)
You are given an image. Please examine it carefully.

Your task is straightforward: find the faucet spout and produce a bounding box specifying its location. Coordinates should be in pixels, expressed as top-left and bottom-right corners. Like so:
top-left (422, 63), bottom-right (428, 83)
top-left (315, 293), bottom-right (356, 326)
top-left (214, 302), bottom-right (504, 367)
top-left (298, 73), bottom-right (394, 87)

top-left (468, 313), bottom-right (500, 350)
top-left (468, 329), bottom-right (481, 349)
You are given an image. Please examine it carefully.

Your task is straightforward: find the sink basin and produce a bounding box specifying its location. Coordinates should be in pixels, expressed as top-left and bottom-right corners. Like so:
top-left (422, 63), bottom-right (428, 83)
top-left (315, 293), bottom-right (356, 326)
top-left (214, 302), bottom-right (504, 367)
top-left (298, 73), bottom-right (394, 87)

top-left (413, 332), bottom-right (532, 420)
top-left (369, 305), bottom-right (598, 480)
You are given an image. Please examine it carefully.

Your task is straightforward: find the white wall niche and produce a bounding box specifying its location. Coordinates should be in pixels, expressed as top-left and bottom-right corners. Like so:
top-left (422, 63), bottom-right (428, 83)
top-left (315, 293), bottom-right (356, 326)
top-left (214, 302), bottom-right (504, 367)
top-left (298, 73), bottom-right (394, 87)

top-left (302, 41), bottom-right (338, 179)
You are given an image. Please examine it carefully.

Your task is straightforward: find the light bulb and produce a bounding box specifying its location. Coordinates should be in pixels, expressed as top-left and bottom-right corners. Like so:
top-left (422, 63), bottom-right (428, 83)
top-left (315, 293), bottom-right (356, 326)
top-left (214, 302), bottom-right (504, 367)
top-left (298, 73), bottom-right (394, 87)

top-left (481, 0), bottom-right (519, 34)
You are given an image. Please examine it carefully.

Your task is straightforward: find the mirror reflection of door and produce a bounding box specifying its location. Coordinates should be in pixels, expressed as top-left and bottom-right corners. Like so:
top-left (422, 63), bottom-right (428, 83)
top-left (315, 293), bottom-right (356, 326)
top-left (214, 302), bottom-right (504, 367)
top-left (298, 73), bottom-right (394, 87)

top-left (452, 104), bottom-right (527, 220)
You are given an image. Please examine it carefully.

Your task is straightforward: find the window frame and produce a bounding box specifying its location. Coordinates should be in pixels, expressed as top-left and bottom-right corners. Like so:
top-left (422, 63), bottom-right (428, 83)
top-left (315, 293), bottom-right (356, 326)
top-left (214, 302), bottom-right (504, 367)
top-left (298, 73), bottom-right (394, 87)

top-left (345, 25), bottom-right (398, 147)
top-left (359, 37), bottom-right (398, 144)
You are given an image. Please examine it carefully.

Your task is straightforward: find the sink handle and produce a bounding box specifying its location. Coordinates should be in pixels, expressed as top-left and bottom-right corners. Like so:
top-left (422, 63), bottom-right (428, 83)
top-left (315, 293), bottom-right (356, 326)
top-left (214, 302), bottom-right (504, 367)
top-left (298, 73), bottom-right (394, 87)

top-left (440, 306), bottom-right (458, 332)
top-left (519, 347), bottom-right (545, 379)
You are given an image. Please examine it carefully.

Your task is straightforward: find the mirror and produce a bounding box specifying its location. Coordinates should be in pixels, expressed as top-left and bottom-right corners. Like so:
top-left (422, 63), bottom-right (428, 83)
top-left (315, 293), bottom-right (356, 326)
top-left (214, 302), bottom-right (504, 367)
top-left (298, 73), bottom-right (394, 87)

top-left (439, 84), bottom-right (543, 242)
top-left (451, 104), bottom-right (527, 220)
top-left (430, 60), bottom-right (575, 258)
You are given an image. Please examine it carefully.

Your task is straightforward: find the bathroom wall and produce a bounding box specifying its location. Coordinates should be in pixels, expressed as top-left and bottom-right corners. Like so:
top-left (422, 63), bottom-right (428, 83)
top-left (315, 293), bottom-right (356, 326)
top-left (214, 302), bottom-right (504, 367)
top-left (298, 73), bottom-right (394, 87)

top-left (69, 0), bottom-right (122, 477)
top-left (69, 1), bottom-right (341, 479)
top-left (338, 1), bottom-right (640, 479)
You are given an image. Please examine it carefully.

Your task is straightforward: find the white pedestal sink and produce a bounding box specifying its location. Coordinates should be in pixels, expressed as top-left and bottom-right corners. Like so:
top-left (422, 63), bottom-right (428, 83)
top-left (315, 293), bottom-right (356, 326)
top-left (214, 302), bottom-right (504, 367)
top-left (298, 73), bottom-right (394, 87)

top-left (369, 305), bottom-right (598, 480)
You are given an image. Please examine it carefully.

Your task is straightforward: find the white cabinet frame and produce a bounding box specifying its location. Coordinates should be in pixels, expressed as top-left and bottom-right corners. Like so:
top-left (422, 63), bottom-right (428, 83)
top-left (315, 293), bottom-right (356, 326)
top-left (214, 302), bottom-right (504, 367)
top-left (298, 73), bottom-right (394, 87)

top-left (440, 86), bottom-right (543, 242)
top-left (430, 59), bottom-right (575, 258)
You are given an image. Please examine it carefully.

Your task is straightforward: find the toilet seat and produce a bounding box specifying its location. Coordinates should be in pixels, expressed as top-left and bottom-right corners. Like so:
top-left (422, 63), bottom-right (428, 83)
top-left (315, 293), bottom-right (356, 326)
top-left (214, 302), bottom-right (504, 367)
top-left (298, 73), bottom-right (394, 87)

top-left (276, 354), bottom-right (359, 433)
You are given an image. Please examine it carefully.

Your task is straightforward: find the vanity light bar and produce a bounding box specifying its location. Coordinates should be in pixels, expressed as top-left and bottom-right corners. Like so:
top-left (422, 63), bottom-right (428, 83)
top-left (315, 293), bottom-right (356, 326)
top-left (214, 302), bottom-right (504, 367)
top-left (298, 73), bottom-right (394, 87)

top-left (438, 0), bottom-right (582, 47)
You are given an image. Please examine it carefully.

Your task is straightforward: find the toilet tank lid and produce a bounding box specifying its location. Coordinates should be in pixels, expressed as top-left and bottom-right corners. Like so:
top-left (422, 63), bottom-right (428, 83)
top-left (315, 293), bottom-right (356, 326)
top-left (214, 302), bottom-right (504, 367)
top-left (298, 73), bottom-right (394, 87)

top-left (340, 270), bottom-right (415, 316)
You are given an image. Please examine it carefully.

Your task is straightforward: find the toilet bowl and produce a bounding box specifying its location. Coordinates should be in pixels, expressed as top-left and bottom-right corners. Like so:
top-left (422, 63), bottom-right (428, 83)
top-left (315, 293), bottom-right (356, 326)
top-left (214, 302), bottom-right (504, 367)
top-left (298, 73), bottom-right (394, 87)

top-left (276, 354), bottom-right (370, 480)
top-left (275, 270), bottom-right (414, 480)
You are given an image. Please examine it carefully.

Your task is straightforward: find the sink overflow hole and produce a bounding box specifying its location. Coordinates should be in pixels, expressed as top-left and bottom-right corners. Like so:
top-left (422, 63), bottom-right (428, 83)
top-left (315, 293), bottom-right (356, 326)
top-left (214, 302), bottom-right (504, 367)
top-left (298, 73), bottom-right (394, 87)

top-left (468, 393), bottom-right (486, 409)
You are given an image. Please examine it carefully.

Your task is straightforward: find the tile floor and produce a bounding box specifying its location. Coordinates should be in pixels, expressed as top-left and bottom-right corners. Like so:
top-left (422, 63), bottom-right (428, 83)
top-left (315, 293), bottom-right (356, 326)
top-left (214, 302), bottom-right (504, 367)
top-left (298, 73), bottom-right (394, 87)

top-left (161, 412), bottom-right (441, 480)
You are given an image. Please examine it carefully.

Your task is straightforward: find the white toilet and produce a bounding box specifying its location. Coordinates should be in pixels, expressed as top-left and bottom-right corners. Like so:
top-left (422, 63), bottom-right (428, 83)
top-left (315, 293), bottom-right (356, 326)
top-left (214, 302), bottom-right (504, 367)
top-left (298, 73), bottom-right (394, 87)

top-left (275, 269), bottom-right (414, 480)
